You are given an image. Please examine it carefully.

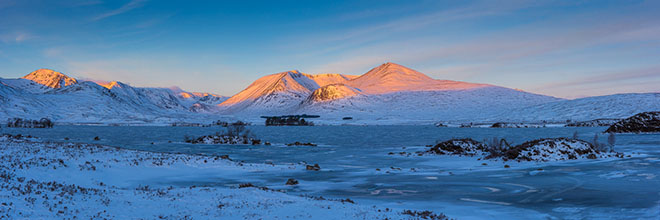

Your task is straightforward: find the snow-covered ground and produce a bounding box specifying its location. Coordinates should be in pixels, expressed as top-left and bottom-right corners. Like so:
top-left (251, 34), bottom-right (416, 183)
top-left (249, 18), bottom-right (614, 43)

top-left (2, 125), bottom-right (659, 219)
top-left (0, 135), bottom-right (443, 219)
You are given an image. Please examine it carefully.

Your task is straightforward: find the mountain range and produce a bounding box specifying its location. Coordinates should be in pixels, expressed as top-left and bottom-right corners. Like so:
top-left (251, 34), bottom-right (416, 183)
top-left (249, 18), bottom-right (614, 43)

top-left (0, 69), bottom-right (228, 124)
top-left (1, 63), bottom-right (658, 125)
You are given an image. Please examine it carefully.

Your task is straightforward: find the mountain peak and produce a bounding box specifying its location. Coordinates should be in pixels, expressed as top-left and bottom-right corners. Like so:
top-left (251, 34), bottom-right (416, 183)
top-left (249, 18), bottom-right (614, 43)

top-left (369, 62), bottom-right (432, 79)
top-left (217, 70), bottom-right (320, 110)
top-left (22, 69), bottom-right (77, 89)
top-left (346, 62), bottom-right (434, 94)
top-left (97, 81), bottom-right (128, 90)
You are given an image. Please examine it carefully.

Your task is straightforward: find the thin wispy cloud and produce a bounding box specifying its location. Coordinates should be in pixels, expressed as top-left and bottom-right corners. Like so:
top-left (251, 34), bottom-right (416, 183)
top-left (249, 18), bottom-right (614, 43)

top-left (134, 13), bottom-right (173, 28)
top-left (93, 0), bottom-right (147, 21)
top-left (0, 31), bottom-right (34, 43)
top-left (284, 1), bottom-right (534, 55)
top-left (536, 66), bottom-right (660, 89)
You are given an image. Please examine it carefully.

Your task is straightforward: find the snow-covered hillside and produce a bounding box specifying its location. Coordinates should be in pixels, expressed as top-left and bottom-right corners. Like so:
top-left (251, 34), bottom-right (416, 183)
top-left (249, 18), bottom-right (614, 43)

top-left (0, 69), bottom-right (230, 124)
top-left (301, 86), bottom-right (561, 124)
top-left (491, 93), bottom-right (660, 122)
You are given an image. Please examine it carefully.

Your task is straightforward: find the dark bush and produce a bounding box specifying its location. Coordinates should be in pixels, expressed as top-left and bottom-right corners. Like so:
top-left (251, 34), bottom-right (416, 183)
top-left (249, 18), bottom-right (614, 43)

top-left (6, 117), bottom-right (54, 128)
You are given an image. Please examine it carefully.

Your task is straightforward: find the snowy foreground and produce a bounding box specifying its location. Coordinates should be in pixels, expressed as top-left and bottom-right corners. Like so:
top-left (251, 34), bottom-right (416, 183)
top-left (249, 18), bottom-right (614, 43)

top-left (0, 135), bottom-right (445, 219)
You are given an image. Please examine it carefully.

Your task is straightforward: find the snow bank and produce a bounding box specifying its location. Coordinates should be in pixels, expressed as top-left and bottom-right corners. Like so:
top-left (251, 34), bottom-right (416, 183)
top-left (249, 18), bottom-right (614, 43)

top-left (0, 135), bottom-right (441, 219)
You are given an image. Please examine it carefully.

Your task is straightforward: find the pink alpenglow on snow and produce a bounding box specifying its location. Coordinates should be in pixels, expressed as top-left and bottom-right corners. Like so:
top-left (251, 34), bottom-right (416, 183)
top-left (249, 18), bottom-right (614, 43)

top-left (22, 69), bottom-right (78, 89)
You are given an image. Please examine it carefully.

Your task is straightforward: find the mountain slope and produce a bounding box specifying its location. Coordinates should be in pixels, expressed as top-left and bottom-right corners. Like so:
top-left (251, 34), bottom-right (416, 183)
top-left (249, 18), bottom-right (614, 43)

top-left (301, 86), bottom-right (562, 124)
top-left (491, 93), bottom-right (660, 122)
top-left (0, 78), bottom-right (50, 93)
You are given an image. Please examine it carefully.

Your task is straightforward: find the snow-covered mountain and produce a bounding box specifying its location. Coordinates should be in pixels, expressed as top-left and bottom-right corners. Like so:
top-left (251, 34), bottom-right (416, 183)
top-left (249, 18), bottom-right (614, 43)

top-left (22, 69), bottom-right (78, 89)
top-left (217, 62), bottom-right (562, 123)
top-left (1, 65), bottom-right (658, 125)
top-left (345, 62), bottom-right (489, 94)
top-left (0, 69), bottom-right (230, 124)
top-left (216, 62), bottom-right (659, 124)
top-left (216, 70), bottom-right (357, 113)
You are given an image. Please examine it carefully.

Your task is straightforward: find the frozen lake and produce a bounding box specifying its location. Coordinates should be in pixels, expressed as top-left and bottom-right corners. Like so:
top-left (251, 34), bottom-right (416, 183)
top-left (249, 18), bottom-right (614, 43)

top-left (3, 125), bottom-right (659, 219)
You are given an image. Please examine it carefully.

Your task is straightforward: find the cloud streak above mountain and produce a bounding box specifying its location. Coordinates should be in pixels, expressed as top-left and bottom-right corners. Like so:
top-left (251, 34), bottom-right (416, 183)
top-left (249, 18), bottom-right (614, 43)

top-left (92, 0), bottom-right (147, 21)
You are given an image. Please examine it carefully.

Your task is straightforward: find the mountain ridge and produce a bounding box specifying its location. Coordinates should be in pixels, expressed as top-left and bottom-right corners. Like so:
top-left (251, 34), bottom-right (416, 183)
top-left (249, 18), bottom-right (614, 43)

top-left (1, 63), bottom-right (658, 124)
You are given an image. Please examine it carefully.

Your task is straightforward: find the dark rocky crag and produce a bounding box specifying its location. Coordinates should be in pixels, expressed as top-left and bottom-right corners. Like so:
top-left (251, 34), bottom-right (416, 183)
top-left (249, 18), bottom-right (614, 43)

top-left (605, 111), bottom-right (660, 133)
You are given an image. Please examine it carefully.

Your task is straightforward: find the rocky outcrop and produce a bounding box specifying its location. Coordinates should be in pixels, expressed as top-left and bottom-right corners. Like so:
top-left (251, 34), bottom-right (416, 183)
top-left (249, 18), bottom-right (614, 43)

top-left (605, 112), bottom-right (660, 133)
top-left (423, 138), bottom-right (622, 162)
top-left (565, 118), bottom-right (619, 127)
top-left (496, 138), bottom-right (619, 162)
top-left (185, 135), bottom-right (262, 145)
top-left (426, 139), bottom-right (488, 156)
top-left (286, 142), bottom-right (317, 146)
top-left (307, 84), bottom-right (361, 102)
top-left (491, 122), bottom-right (545, 128)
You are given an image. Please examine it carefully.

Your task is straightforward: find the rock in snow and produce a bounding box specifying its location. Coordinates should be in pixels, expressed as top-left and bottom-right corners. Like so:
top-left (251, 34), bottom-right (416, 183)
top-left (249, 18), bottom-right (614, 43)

top-left (605, 111), bottom-right (660, 133)
top-left (185, 134), bottom-right (262, 145)
top-left (424, 138), bottom-right (622, 162)
top-left (426, 139), bottom-right (488, 156)
top-left (499, 138), bottom-right (620, 162)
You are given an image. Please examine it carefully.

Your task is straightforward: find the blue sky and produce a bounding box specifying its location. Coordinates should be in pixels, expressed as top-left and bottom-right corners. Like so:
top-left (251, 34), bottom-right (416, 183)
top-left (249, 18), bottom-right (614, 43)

top-left (0, 0), bottom-right (659, 98)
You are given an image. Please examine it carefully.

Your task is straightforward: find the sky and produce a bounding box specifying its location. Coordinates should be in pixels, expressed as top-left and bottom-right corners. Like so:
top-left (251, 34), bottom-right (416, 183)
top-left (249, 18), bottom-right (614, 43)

top-left (0, 0), bottom-right (659, 99)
